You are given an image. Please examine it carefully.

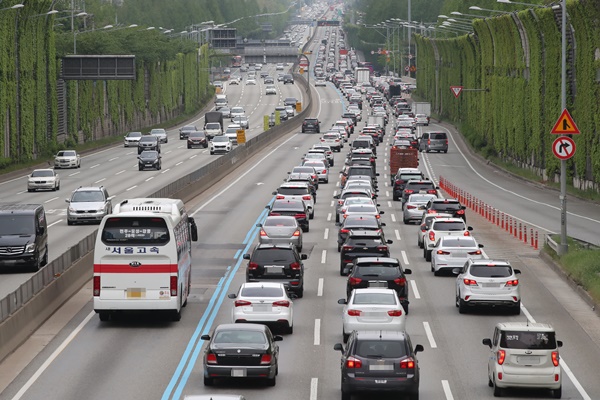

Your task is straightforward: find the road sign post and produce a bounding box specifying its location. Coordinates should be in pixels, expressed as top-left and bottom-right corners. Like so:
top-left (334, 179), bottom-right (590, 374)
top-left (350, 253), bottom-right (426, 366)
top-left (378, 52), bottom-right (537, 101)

top-left (236, 129), bottom-right (246, 145)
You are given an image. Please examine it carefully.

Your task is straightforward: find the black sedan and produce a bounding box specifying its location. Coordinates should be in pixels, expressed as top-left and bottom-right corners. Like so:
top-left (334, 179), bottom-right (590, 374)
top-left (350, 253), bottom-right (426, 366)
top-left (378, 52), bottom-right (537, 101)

top-left (346, 257), bottom-right (412, 313)
top-left (340, 231), bottom-right (392, 275)
top-left (202, 323), bottom-right (282, 387)
top-left (137, 150), bottom-right (161, 171)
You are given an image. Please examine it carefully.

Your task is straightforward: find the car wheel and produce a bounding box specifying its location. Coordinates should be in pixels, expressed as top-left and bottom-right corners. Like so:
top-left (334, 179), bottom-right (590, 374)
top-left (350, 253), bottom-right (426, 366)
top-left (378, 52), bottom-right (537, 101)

top-left (310, 211), bottom-right (314, 220)
top-left (27, 189), bottom-right (33, 192)
top-left (403, 217), bottom-right (409, 224)
top-left (204, 143), bottom-right (208, 148)
top-left (295, 287), bottom-right (304, 298)
top-left (512, 301), bottom-right (521, 315)
top-left (335, 214), bottom-right (340, 223)
top-left (552, 386), bottom-right (562, 399)
top-left (171, 308), bottom-right (182, 321)
top-left (210, 151), bottom-right (214, 155)
top-left (266, 375), bottom-right (277, 387)
top-left (98, 312), bottom-right (110, 322)
top-left (455, 292), bottom-right (460, 308)
top-left (203, 376), bottom-right (214, 386)
top-left (431, 263), bottom-right (435, 272)
top-left (337, 243), bottom-right (341, 252)
top-left (426, 149), bottom-right (431, 153)
top-left (493, 379), bottom-right (503, 397)
top-left (187, 145), bottom-right (191, 149)
top-left (330, 161), bottom-right (334, 166)
top-left (302, 129), bottom-right (305, 133)
top-left (418, 238), bottom-right (423, 249)
top-left (425, 249), bottom-right (432, 262)
top-left (67, 220), bottom-right (73, 226)
top-left (459, 298), bottom-right (468, 314)
top-left (325, 178), bottom-right (329, 183)
top-left (287, 323), bottom-right (294, 334)
top-left (444, 150), bottom-right (448, 153)
top-left (341, 389), bottom-right (351, 400)
top-left (408, 391), bottom-right (419, 400)
top-left (340, 263), bottom-right (345, 276)
top-left (139, 167), bottom-right (143, 171)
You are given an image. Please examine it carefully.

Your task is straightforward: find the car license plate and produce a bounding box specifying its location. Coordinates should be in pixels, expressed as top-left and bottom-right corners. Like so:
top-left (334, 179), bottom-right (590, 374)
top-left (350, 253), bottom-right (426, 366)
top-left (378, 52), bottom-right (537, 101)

top-left (253, 304), bottom-right (271, 312)
top-left (127, 288), bottom-right (146, 298)
top-left (481, 282), bottom-right (500, 287)
top-left (265, 266), bottom-right (284, 274)
top-left (368, 281), bottom-right (387, 288)
top-left (231, 369), bottom-right (246, 377)
top-left (517, 356), bottom-right (540, 365)
top-left (369, 364), bottom-right (393, 371)
top-left (374, 379), bottom-right (388, 384)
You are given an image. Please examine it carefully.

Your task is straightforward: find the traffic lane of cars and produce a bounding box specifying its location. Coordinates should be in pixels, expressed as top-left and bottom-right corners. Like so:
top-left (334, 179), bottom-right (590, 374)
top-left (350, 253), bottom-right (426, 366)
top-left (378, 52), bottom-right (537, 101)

top-left (416, 122), bottom-right (600, 245)
top-left (390, 133), bottom-right (600, 398)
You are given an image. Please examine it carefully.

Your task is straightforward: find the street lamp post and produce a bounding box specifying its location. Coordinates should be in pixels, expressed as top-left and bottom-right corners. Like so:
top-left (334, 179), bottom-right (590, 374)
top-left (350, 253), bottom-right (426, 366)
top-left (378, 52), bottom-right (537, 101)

top-left (469, 6), bottom-right (511, 14)
top-left (497, 0), bottom-right (545, 8)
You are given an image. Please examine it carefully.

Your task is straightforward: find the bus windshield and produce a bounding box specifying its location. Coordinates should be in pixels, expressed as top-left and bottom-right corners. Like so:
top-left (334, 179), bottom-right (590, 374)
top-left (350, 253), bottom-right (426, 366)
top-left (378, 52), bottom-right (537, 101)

top-left (101, 217), bottom-right (170, 246)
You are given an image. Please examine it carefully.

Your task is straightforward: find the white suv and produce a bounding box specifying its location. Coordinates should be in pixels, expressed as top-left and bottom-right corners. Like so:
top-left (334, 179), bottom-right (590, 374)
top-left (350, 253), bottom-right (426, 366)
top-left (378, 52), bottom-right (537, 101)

top-left (274, 182), bottom-right (315, 219)
top-left (454, 259), bottom-right (521, 314)
top-left (423, 217), bottom-right (472, 261)
top-left (483, 322), bottom-right (563, 398)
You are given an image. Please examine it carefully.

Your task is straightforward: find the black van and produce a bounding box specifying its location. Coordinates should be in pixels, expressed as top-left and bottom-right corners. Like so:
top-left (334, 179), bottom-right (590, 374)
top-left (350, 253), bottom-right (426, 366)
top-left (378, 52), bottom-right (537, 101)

top-left (0, 204), bottom-right (48, 272)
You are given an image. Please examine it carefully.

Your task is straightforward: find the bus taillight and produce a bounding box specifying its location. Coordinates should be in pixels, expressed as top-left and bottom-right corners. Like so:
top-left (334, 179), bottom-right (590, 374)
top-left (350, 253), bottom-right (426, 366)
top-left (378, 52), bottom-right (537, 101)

top-left (170, 276), bottom-right (178, 296)
top-left (93, 276), bottom-right (101, 296)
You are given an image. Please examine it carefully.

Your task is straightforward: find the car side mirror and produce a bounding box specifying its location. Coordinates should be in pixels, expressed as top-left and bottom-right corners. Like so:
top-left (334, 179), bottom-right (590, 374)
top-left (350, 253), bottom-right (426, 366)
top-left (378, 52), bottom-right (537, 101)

top-left (243, 254), bottom-right (251, 260)
top-left (37, 226), bottom-right (45, 234)
top-left (467, 226), bottom-right (473, 231)
top-left (188, 217), bottom-right (198, 241)
top-left (428, 243), bottom-right (435, 248)
top-left (256, 223), bottom-right (263, 228)
top-left (300, 254), bottom-right (308, 260)
top-left (333, 195), bottom-right (340, 199)
top-left (414, 344), bottom-right (424, 353)
top-left (386, 240), bottom-right (393, 244)
top-left (375, 173), bottom-right (380, 176)
top-left (228, 293), bottom-right (237, 299)
top-left (452, 268), bottom-right (461, 275)
top-left (514, 269), bottom-right (521, 274)
top-left (379, 211), bottom-right (385, 215)
top-left (557, 340), bottom-right (563, 348)
top-left (334, 343), bottom-right (344, 352)
top-left (482, 338), bottom-right (492, 348)
top-left (273, 335), bottom-right (283, 342)
top-left (461, 205), bottom-right (466, 210)
top-left (404, 268), bottom-right (412, 275)
top-left (65, 199), bottom-right (70, 203)
top-left (337, 298), bottom-right (347, 305)
top-left (479, 244), bottom-right (484, 248)
top-left (335, 222), bottom-right (341, 227)
top-left (265, 205), bottom-right (270, 209)
top-left (201, 334), bottom-right (211, 341)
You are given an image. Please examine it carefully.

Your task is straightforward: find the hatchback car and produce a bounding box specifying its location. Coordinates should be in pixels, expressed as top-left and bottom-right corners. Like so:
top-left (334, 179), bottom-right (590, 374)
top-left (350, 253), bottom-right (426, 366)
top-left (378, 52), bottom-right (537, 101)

top-left (274, 106), bottom-right (289, 121)
top-left (187, 131), bottom-right (208, 149)
top-left (201, 323), bottom-right (281, 386)
top-left (244, 244), bottom-right (308, 298)
top-left (454, 259), bottom-right (521, 314)
top-left (338, 288), bottom-right (407, 343)
top-left (138, 150), bottom-right (161, 171)
top-left (232, 115), bottom-right (249, 129)
top-left (137, 135), bottom-right (160, 154)
top-left (257, 216), bottom-right (303, 251)
top-left (417, 213), bottom-right (453, 249)
top-left (337, 214), bottom-right (385, 252)
top-left (301, 160), bottom-right (328, 183)
top-left (482, 322), bottom-right (563, 398)
top-left (273, 182), bottom-right (315, 220)
top-left (423, 217), bottom-right (473, 261)
top-left (340, 231), bottom-right (392, 274)
top-left (334, 330), bottom-right (423, 400)
top-left (302, 118), bottom-right (320, 133)
top-left (345, 257), bottom-right (412, 312)
top-left (267, 199), bottom-right (309, 232)
top-left (426, 198), bottom-right (467, 221)
top-left (54, 150), bottom-right (81, 169)
top-left (65, 186), bottom-right (112, 225)
top-left (150, 128), bottom-right (168, 143)
top-left (228, 282), bottom-right (294, 333)
top-left (430, 236), bottom-right (484, 276)
top-left (124, 131), bottom-right (143, 147)
top-left (27, 169), bottom-right (60, 192)
top-left (392, 168), bottom-right (425, 198)
top-left (403, 194), bottom-right (437, 224)
top-left (401, 179), bottom-right (438, 204)
top-left (230, 107), bottom-right (245, 120)
top-left (179, 125), bottom-right (198, 140)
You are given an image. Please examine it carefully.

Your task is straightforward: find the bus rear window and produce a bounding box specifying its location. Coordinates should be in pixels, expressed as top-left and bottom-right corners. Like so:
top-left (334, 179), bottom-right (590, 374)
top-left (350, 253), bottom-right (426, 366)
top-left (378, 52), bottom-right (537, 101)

top-left (101, 217), bottom-right (169, 245)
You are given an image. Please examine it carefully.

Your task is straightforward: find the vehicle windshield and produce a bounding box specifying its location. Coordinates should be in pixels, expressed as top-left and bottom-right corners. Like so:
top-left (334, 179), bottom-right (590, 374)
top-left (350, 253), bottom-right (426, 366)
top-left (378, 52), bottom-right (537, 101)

top-left (264, 217), bottom-right (296, 227)
top-left (213, 136), bottom-right (229, 143)
top-left (57, 151), bottom-right (76, 157)
top-left (189, 132), bottom-right (206, 138)
top-left (352, 292), bottom-right (396, 305)
top-left (469, 265), bottom-right (512, 278)
top-left (140, 151), bottom-right (158, 158)
top-left (127, 132), bottom-right (142, 138)
top-left (252, 248), bottom-right (295, 264)
top-left (241, 286), bottom-right (284, 297)
top-left (31, 170), bottom-right (54, 177)
top-left (0, 215), bottom-right (35, 235)
top-left (432, 221), bottom-right (466, 232)
top-left (231, 108), bottom-right (243, 113)
top-left (500, 331), bottom-right (557, 349)
top-left (206, 123), bottom-right (221, 130)
top-left (214, 330), bottom-right (267, 344)
top-left (151, 129), bottom-right (165, 134)
top-left (356, 340), bottom-right (407, 358)
top-left (71, 190), bottom-right (105, 203)
top-left (101, 217), bottom-right (170, 245)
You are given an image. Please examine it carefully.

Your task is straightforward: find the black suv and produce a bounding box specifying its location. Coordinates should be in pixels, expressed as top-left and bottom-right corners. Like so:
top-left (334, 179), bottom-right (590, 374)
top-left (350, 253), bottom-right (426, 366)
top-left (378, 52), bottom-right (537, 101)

top-left (302, 118), bottom-right (320, 133)
top-left (243, 244), bottom-right (308, 298)
top-left (334, 331), bottom-right (423, 400)
top-left (425, 198), bottom-right (466, 221)
top-left (275, 106), bottom-right (289, 121)
top-left (137, 135), bottom-right (160, 154)
top-left (283, 74), bottom-right (294, 84)
top-left (401, 179), bottom-right (438, 204)
top-left (138, 150), bottom-right (161, 171)
top-left (267, 199), bottom-right (309, 232)
top-left (340, 231), bottom-right (392, 275)
top-left (392, 170), bottom-right (425, 199)
top-left (337, 214), bottom-right (384, 247)
top-left (346, 257), bottom-right (412, 313)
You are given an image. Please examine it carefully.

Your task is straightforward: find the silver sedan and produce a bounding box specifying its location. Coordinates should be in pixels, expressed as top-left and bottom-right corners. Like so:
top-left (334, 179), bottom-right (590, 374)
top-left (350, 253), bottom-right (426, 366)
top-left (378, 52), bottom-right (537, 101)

top-left (403, 194), bottom-right (437, 224)
top-left (257, 216), bottom-right (303, 251)
top-left (431, 236), bottom-right (485, 276)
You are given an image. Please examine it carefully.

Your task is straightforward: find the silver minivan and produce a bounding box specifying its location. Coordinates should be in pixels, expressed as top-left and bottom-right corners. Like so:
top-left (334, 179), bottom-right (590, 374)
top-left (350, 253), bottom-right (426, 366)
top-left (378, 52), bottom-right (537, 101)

top-left (421, 131), bottom-right (448, 153)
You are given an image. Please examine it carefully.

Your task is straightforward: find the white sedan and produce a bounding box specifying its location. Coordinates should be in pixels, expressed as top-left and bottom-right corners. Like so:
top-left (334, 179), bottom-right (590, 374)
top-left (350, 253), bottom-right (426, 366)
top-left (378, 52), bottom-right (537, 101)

top-left (28, 169), bottom-right (60, 192)
top-left (228, 282), bottom-right (294, 333)
top-left (54, 150), bottom-right (81, 169)
top-left (338, 288), bottom-right (406, 343)
top-left (246, 78), bottom-right (256, 85)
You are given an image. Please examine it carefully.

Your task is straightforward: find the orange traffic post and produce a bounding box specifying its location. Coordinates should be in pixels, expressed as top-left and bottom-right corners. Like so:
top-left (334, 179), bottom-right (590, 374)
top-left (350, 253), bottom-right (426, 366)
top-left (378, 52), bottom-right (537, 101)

top-left (523, 225), bottom-right (528, 244)
top-left (518, 222), bottom-right (522, 240)
top-left (534, 231), bottom-right (539, 250)
top-left (501, 212), bottom-right (505, 230)
top-left (509, 216), bottom-right (513, 235)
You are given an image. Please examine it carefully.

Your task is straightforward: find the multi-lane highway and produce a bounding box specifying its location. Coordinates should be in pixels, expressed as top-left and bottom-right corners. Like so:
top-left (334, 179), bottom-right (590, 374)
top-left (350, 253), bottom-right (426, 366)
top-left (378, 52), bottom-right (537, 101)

top-left (2, 22), bottom-right (600, 400)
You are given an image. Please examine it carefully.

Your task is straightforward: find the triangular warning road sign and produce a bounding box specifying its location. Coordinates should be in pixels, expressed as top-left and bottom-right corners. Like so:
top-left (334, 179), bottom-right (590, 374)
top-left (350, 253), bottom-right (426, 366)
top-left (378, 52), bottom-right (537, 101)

top-left (450, 86), bottom-right (463, 98)
top-left (551, 109), bottom-right (580, 134)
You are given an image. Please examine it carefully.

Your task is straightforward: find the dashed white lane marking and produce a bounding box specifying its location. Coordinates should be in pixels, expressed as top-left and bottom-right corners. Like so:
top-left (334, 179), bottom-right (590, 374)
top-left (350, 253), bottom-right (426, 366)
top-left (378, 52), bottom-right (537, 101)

top-left (321, 250), bottom-right (327, 264)
top-left (94, 178), bottom-right (105, 183)
top-left (441, 380), bottom-right (454, 400)
top-left (44, 197), bottom-right (58, 204)
top-left (327, 213), bottom-right (332, 222)
top-left (401, 250), bottom-right (409, 265)
top-left (126, 185), bottom-right (137, 191)
top-left (324, 228), bottom-right (329, 240)
top-left (314, 319), bottom-right (321, 346)
top-left (310, 378), bottom-right (318, 400)
top-left (423, 321), bottom-right (437, 348)
top-left (391, 214), bottom-right (396, 222)
top-left (47, 220), bottom-right (62, 228)
top-left (90, 164), bottom-right (100, 169)
top-left (410, 280), bottom-right (421, 299)
top-left (161, 169), bottom-right (170, 174)
top-left (317, 278), bottom-right (324, 297)
top-left (115, 170), bottom-right (125, 175)
top-left (395, 229), bottom-right (401, 240)
top-left (145, 177), bottom-right (154, 182)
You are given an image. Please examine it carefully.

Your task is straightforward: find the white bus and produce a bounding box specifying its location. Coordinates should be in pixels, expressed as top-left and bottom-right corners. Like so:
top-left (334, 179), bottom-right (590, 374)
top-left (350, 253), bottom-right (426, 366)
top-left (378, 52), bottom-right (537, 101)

top-left (93, 198), bottom-right (198, 321)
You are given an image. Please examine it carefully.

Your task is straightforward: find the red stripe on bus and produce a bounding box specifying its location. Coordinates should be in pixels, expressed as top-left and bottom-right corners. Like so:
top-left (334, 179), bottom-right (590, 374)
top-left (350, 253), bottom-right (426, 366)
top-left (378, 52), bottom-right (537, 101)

top-left (94, 264), bottom-right (178, 273)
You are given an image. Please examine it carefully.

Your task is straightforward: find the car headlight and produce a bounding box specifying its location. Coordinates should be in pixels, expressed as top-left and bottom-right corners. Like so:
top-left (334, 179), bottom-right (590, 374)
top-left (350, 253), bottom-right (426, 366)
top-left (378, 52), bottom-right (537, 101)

top-left (25, 243), bottom-right (36, 253)
top-left (68, 206), bottom-right (76, 213)
top-left (153, 159), bottom-right (158, 164)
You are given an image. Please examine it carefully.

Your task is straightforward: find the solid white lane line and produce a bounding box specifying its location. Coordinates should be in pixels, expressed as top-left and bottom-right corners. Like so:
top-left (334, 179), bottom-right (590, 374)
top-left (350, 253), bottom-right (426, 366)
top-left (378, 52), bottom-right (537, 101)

top-left (47, 220), bottom-right (62, 228)
top-left (324, 228), bottom-right (329, 240)
top-left (391, 214), bottom-right (396, 222)
top-left (165, 150), bottom-right (172, 154)
top-left (310, 377), bottom-right (318, 400)
top-left (115, 170), bottom-right (125, 175)
top-left (317, 278), bottom-right (324, 297)
top-left (395, 229), bottom-right (401, 240)
top-left (441, 380), bottom-right (454, 400)
top-left (314, 319), bottom-right (321, 346)
top-left (423, 322), bottom-right (437, 348)
top-left (410, 280), bottom-right (421, 299)
top-left (327, 213), bottom-right (332, 222)
top-left (10, 311), bottom-right (95, 400)
top-left (401, 250), bottom-right (409, 265)
top-left (44, 197), bottom-right (58, 204)
top-left (321, 250), bottom-right (326, 264)
top-left (161, 168), bottom-right (170, 174)
top-left (94, 178), bottom-right (105, 183)
top-left (126, 185), bottom-right (137, 191)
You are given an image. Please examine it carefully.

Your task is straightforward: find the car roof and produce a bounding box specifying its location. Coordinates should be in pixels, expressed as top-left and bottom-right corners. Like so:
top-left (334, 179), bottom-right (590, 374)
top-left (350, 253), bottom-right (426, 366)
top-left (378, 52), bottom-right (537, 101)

top-left (241, 282), bottom-right (286, 289)
top-left (352, 288), bottom-right (397, 296)
top-left (353, 330), bottom-right (410, 341)
top-left (495, 322), bottom-right (555, 332)
top-left (354, 257), bottom-right (399, 264)
top-left (214, 323), bottom-right (268, 332)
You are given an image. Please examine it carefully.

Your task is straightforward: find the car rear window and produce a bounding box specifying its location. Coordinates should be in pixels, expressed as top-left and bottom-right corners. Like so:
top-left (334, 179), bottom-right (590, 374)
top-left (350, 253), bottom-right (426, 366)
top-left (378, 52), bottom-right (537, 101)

top-left (348, 167), bottom-right (373, 176)
top-left (264, 217), bottom-right (296, 227)
top-left (441, 238), bottom-right (477, 247)
top-left (356, 340), bottom-right (407, 358)
top-left (432, 221), bottom-right (466, 231)
top-left (469, 265), bottom-right (512, 277)
top-left (240, 286), bottom-right (284, 297)
top-left (272, 201), bottom-right (304, 211)
top-left (214, 330), bottom-right (267, 344)
top-left (406, 183), bottom-right (435, 191)
top-left (500, 331), bottom-right (557, 350)
top-left (278, 187), bottom-right (309, 196)
top-left (431, 202), bottom-right (461, 211)
top-left (355, 266), bottom-right (399, 278)
top-left (352, 140), bottom-right (371, 148)
top-left (353, 292), bottom-right (397, 305)
top-left (347, 237), bottom-right (383, 246)
top-left (431, 133), bottom-right (447, 140)
top-left (252, 249), bottom-right (296, 264)
top-left (399, 174), bottom-right (423, 181)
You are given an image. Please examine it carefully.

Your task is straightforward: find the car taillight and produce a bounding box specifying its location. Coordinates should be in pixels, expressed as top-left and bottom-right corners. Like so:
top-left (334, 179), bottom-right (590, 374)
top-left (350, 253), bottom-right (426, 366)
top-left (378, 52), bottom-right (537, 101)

top-left (446, 139), bottom-right (449, 145)
top-left (427, 209), bottom-right (437, 214)
top-left (302, 195), bottom-right (312, 200)
top-left (346, 356), bottom-right (362, 368)
top-left (464, 231), bottom-right (470, 236)
top-left (427, 139), bottom-right (431, 145)
top-left (349, 277), bottom-right (362, 285)
top-left (552, 351), bottom-right (560, 366)
top-left (273, 300), bottom-right (290, 307)
top-left (347, 309), bottom-right (362, 316)
top-left (290, 262), bottom-right (301, 270)
top-left (456, 209), bottom-right (465, 215)
top-left (437, 250), bottom-right (451, 255)
top-left (293, 229), bottom-right (301, 237)
top-left (206, 353), bottom-right (217, 364)
top-left (248, 262), bottom-right (259, 270)
top-left (170, 276), bottom-right (178, 296)
top-left (377, 245), bottom-right (388, 251)
top-left (235, 300), bottom-right (252, 307)
top-left (467, 250), bottom-right (482, 255)
top-left (269, 212), bottom-right (280, 216)
top-left (404, 189), bottom-right (414, 194)
top-left (399, 357), bottom-right (415, 369)
top-left (388, 309), bottom-right (403, 317)
top-left (427, 189), bottom-right (437, 194)
top-left (93, 276), bottom-right (100, 296)
top-left (497, 350), bottom-right (506, 365)
top-left (276, 195), bottom-right (285, 199)
top-left (260, 354), bottom-right (272, 365)
top-left (312, 174), bottom-right (317, 180)
top-left (429, 231), bottom-right (435, 241)
top-left (295, 213), bottom-right (307, 219)
top-left (322, 169), bottom-right (327, 174)
top-left (396, 179), bottom-right (406, 185)
top-left (260, 229), bottom-right (268, 237)
top-left (406, 205), bottom-right (416, 209)
top-left (505, 280), bottom-right (519, 286)
top-left (463, 279), bottom-right (477, 286)
top-left (394, 277), bottom-right (406, 286)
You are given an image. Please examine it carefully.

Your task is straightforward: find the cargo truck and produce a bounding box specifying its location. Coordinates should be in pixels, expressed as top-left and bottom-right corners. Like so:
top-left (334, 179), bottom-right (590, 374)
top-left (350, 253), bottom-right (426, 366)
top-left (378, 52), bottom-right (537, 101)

top-left (389, 147), bottom-right (419, 183)
top-left (387, 84), bottom-right (402, 100)
top-left (412, 102), bottom-right (431, 117)
top-left (355, 67), bottom-right (370, 86)
top-left (204, 111), bottom-right (224, 139)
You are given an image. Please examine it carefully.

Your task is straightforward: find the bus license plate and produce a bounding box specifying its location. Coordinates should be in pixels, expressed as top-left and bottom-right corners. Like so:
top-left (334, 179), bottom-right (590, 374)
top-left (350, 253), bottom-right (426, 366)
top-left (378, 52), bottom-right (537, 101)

top-left (127, 288), bottom-right (146, 298)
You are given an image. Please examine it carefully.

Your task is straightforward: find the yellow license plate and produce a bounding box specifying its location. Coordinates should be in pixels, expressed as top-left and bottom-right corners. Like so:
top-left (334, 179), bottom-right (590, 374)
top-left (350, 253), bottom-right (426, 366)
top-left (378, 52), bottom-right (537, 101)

top-left (127, 288), bottom-right (146, 298)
